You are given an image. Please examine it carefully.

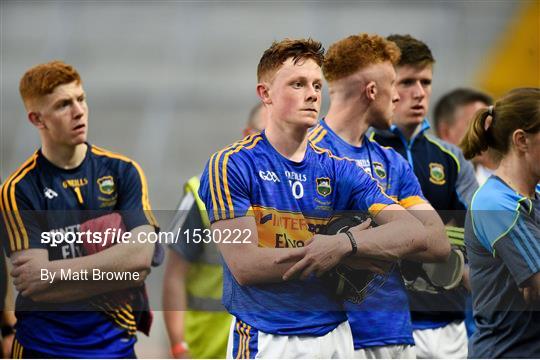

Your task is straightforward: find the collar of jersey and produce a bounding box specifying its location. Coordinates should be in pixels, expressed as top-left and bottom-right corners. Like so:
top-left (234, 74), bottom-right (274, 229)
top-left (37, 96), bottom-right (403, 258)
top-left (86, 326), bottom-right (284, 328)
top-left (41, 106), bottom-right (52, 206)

top-left (260, 130), bottom-right (313, 168)
top-left (319, 118), bottom-right (369, 154)
top-left (38, 142), bottom-right (91, 174)
top-left (389, 118), bottom-right (430, 143)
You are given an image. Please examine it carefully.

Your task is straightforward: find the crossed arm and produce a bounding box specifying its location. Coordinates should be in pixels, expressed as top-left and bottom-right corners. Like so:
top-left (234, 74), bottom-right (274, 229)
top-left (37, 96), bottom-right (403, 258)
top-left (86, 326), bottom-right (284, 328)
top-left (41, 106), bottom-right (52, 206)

top-left (402, 203), bottom-right (450, 262)
top-left (10, 225), bottom-right (154, 302)
top-left (217, 204), bottom-right (428, 286)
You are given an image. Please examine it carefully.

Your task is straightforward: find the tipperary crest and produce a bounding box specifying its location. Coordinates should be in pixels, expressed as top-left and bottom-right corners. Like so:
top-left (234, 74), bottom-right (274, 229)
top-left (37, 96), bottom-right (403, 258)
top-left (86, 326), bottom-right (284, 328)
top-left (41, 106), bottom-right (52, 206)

top-left (429, 163), bottom-right (446, 185)
top-left (97, 176), bottom-right (116, 195)
top-left (316, 177), bottom-right (332, 197)
top-left (373, 162), bottom-right (387, 179)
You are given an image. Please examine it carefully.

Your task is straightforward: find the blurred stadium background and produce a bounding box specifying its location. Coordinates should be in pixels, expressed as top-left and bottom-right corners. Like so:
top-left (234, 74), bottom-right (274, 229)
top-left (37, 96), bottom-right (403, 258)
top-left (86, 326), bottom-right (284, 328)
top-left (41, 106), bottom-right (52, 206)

top-left (1, 0), bottom-right (538, 357)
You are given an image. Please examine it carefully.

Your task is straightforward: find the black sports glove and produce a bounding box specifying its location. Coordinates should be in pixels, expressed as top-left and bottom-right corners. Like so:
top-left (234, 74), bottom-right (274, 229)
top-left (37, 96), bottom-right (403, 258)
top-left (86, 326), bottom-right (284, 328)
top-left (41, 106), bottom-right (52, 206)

top-left (320, 213), bottom-right (391, 304)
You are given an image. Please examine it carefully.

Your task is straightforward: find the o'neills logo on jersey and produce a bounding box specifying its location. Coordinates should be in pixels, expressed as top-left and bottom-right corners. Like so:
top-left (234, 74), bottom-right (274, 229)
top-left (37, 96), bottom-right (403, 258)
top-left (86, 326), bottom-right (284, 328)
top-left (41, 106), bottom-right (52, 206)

top-left (62, 178), bottom-right (88, 189)
top-left (429, 163), bottom-right (446, 185)
top-left (316, 177), bottom-right (332, 197)
top-left (97, 176), bottom-right (116, 195)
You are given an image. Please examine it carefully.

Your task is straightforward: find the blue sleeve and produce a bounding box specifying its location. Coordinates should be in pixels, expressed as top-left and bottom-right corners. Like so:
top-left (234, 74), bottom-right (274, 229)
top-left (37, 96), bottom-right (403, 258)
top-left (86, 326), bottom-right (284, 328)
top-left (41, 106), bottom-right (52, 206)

top-left (338, 159), bottom-right (396, 216)
top-left (0, 181), bottom-right (45, 253)
top-left (199, 152), bottom-right (252, 223)
top-left (493, 211), bottom-right (540, 287)
top-left (393, 152), bottom-right (427, 208)
top-left (471, 185), bottom-right (521, 254)
top-left (117, 161), bottom-right (159, 231)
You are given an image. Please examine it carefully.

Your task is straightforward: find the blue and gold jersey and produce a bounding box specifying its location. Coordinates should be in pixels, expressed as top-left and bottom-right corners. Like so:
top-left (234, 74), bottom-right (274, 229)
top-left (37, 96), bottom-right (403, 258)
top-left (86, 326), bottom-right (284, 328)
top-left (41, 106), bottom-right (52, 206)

top-left (199, 131), bottom-right (395, 336)
top-left (310, 119), bottom-right (426, 348)
top-left (0, 144), bottom-right (158, 357)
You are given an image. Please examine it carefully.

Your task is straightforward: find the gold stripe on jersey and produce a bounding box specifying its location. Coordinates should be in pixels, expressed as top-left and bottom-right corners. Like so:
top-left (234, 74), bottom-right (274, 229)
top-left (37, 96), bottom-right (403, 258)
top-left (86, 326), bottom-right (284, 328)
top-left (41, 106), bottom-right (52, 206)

top-left (235, 321), bottom-right (244, 359)
top-left (222, 136), bottom-right (263, 218)
top-left (11, 338), bottom-right (19, 358)
top-left (213, 136), bottom-right (258, 220)
top-left (215, 135), bottom-right (259, 220)
top-left (0, 153), bottom-right (36, 251)
top-left (241, 322), bottom-right (249, 359)
top-left (400, 195), bottom-right (427, 209)
top-left (208, 134), bottom-right (259, 221)
top-left (16, 338), bottom-right (23, 359)
top-left (208, 151), bottom-right (220, 221)
top-left (91, 146), bottom-right (158, 227)
top-left (119, 304), bottom-right (136, 321)
top-left (19, 339), bottom-right (24, 359)
top-left (103, 301), bottom-right (137, 325)
top-left (1, 153), bottom-right (39, 251)
top-left (111, 308), bottom-right (136, 326)
top-left (245, 324), bottom-right (252, 358)
top-left (310, 128), bottom-right (327, 146)
top-left (307, 125), bottom-right (324, 142)
top-left (95, 301), bottom-right (137, 335)
top-left (368, 203), bottom-right (393, 217)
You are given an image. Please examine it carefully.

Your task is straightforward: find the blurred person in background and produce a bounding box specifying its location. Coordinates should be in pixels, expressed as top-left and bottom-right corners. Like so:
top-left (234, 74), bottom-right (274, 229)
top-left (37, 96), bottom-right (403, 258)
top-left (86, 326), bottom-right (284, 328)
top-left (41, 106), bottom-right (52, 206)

top-left (433, 88), bottom-right (495, 337)
top-left (162, 103), bottom-right (267, 359)
top-left (434, 88), bottom-right (497, 185)
top-left (243, 103), bottom-right (267, 137)
top-left (461, 87), bottom-right (540, 358)
top-left (372, 34), bottom-right (478, 359)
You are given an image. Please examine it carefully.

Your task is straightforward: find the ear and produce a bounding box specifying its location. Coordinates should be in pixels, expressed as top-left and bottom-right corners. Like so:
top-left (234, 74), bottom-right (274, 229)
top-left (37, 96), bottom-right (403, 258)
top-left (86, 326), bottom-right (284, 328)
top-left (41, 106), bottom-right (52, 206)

top-left (437, 122), bottom-right (450, 141)
top-left (512, 129), bottom-right (528, 153)
top-left (28, 112), bottom-right (45, 129)
top-left (256, 83), bottom-right (272, 105)
top-left (365, 81), bottom-right (377, 101)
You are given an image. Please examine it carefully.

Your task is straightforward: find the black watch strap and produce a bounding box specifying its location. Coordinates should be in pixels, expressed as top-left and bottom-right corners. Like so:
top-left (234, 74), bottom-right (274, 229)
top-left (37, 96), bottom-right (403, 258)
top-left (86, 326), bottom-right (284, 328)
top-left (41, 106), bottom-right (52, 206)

top-left (345, 230), bottom-right (357, 256)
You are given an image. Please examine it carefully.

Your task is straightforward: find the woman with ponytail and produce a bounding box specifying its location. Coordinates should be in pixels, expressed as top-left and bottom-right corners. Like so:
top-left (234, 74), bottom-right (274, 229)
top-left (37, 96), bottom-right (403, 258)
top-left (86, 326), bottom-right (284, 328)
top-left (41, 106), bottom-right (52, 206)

top-left (460, 88), bottom-right (540, 358)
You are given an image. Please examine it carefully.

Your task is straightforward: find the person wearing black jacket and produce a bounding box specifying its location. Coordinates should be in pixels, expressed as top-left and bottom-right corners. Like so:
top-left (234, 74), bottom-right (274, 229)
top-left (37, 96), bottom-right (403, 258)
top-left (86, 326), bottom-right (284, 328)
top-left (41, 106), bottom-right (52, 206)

top-left (372, 34), bottom-right (478, 359)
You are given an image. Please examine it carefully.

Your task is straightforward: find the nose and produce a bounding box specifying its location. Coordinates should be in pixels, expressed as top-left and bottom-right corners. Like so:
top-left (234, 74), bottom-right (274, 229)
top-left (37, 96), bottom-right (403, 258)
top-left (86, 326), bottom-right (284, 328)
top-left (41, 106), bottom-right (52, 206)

top-left (72, 100), bottom-right (85, 119)
top-left (392, 86), bottom-right (400, 103)
top-left (412, 81), bottom-right (425, 99)
top-left (306, 85), bottom-right (319, 103)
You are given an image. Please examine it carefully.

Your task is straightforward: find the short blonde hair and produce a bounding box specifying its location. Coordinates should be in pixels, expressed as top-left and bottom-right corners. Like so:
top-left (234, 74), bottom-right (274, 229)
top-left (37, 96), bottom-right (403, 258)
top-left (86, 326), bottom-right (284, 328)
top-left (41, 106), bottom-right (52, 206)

top-left (323, 33), bottom-right (400, 83)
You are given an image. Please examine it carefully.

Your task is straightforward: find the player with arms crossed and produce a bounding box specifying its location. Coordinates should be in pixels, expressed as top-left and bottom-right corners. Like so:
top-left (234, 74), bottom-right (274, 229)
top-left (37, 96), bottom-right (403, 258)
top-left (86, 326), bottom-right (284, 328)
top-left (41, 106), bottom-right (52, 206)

top-left (0, 61), bottom-right (159, 358)
top-left (198, 38), bottom-right (429, 359)
top-left (310, 33), bottom-right (449, 358)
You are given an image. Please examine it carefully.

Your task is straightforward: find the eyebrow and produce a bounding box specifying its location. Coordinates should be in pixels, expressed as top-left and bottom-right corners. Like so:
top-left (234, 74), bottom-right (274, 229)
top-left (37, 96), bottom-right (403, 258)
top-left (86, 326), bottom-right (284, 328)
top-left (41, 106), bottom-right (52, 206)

top-left (52, 92), bottom-right (85, 106)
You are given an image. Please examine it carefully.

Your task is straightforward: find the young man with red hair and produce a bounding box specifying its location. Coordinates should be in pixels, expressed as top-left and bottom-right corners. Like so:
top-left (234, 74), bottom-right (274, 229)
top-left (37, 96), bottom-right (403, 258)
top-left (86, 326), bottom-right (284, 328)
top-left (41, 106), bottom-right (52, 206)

top-left (1, 61), bottom-right (159, 357)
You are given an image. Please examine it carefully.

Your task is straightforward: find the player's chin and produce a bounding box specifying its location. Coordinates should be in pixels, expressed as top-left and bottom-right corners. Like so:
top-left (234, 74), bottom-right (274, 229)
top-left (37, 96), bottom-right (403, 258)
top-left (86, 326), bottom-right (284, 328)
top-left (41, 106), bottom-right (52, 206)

top-left (71, 134), bottom-right (87, 145)
top-left (408, 114), bottom-right (425, 125)
top-left (302, 114), bottom-right (319, 126)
